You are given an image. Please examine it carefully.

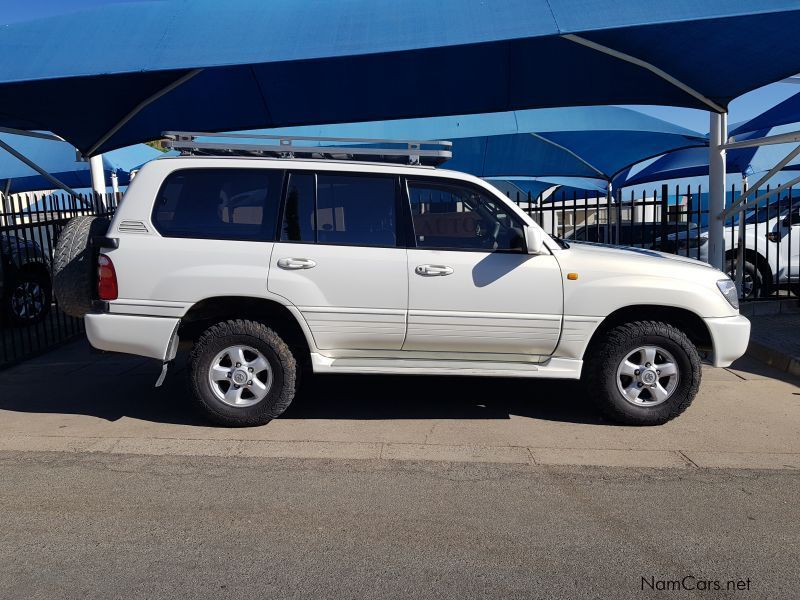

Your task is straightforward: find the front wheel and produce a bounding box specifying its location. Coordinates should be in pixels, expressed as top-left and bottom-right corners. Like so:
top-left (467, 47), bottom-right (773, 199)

top-left (584, 321), bottom-right (701, 425)
top-left (189, 319), bottom-right (298, 426)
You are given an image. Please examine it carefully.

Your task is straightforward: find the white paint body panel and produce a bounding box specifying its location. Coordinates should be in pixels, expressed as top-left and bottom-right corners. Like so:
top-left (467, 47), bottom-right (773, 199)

top-left (85, 313), bottom-right (179, 361)
top-left (268, 244), bottom-right (407, 350)
top-left (105, 235), bottom-right (275, 309)
top-left (405, 249), bottom-right (562, 355)
top-left (85, 155), bottom-right (751, 378)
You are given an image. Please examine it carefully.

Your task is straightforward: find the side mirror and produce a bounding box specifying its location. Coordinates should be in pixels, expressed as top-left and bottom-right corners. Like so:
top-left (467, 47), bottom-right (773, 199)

top-left (525, 226), bottom-right (544, 254)
top-left (782, 210), bottom-right (799, 228)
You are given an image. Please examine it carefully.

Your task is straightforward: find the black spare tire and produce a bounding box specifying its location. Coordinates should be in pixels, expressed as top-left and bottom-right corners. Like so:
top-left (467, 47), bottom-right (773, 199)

top-left (53, 216), bottom-right (110, 317)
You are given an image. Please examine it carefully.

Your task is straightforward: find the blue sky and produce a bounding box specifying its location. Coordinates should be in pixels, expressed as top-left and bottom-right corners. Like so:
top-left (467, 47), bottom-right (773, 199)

top-left (624, 80), bottom-right (800, 134)
top-left (4, 1), bottom-right (799, 136)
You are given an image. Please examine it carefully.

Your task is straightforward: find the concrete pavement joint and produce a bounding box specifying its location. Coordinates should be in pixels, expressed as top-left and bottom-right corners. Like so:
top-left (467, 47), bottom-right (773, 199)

top-left (1, 434), bottom-right (798, 470)
top-left (676, 450), bottom-right (699, 469)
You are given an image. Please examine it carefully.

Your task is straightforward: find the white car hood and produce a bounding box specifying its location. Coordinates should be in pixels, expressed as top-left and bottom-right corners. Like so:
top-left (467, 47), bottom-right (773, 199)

top-left (564, 241), bottom-right (714, 271)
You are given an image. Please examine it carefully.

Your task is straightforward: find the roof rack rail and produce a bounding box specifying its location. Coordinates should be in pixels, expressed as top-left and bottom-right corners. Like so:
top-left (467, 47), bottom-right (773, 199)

top-left (161, 131), bottom-right (452, 166)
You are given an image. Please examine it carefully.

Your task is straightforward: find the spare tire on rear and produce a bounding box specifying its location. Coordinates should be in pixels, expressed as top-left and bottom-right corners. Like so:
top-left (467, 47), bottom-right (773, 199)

top-left (53, 215), bottom-right (110, 317)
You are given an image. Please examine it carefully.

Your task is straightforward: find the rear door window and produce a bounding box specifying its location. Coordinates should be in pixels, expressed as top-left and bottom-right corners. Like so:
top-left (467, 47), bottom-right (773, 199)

top-left (279, 172), bottom-right (398, 247)
top-left (152, 168), bottom-right (283, 240)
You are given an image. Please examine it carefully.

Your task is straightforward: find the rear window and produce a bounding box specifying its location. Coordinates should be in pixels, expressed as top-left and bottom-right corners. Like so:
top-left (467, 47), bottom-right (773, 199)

top-left (152, 168), bottom-right (283, 240)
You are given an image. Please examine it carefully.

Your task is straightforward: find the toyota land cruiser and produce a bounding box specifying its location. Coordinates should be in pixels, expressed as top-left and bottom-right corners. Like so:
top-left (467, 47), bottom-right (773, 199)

top-left (53, 133), bottom-right (750, 426)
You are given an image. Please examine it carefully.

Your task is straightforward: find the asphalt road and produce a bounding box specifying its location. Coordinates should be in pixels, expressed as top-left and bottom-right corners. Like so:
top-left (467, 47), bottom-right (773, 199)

top-left (1, 452), bottom-right (798, 600)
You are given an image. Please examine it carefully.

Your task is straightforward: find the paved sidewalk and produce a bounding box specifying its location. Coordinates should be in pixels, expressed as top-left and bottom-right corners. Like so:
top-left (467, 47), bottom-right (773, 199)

top-left (746, 308), bottom-right (800, 377)
top-left (1, 339), bottom-right (799, 470)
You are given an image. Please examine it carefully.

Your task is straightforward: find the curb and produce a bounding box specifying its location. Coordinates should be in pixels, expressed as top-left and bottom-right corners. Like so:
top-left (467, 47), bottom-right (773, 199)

top-left (1, 435), bottom-right (798, 470)
top-left (746, 338), bottom-right (800, 378)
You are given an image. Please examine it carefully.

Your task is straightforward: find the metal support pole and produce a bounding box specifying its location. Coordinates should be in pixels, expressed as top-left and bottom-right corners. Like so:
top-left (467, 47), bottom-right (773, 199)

top-left (89, 154), bottom-right (106, 207)
top-left (708, 112), bottom-right (727, 270)
top-left (735, 177), bottom-right (747, 295)
top-left (1, 180), bottom-right (10, 227)
top-left (605, 181), bottom-right (612, 244)
top-left (111, 171), bottom-right (119, 196)
top-left (89, 154), bottom-right (106, 194)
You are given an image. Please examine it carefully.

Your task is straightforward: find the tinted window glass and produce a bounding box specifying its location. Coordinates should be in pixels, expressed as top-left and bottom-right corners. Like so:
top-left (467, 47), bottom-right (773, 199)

top-left (281, 172), bottom-right (316, 242)
top-left (280, 173), bottom-right (397, 246)
top-left (316, 175), bottom-right (396, 246)
top-left (153, 168), bottom-right (282, 240)
top-left (408, 180), bottom-right (524, 251)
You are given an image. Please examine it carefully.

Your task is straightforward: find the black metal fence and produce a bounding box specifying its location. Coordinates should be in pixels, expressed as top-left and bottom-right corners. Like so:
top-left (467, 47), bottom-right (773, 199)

top-left (0, 192), bottom-right (118, 368)
top-left (505, 181), bottom-right (800, 301)
top-left (1, 181), bottom-right (798, 368)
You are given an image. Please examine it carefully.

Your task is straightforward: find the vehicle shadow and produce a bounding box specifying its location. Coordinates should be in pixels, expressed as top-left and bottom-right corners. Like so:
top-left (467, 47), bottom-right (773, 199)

top-left (0, 344), bottom-right (609, 426)
top-left (285, 373), bottom-right (605, 425)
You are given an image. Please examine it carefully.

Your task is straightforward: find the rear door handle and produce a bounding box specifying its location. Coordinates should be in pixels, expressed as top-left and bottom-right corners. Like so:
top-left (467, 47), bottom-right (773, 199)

top-left (415, 264), bottom-right (454, 276)
top-left (277, 257), bottom-right (316, 270)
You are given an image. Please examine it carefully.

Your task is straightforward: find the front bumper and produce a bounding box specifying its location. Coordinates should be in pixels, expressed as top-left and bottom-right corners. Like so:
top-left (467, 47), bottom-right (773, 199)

top-left (85, 312), bottom-right (180, 361)
top-left (704, 314), bottom-right (751, 367)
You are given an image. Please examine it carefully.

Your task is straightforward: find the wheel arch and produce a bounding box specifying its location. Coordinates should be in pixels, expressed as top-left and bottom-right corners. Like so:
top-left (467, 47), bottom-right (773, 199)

top-left (16, 261), bottom-right (51, 283)
top-left (725, 247), bottom-right (772, 289)
top-left (585, 304), bottom-right (713, 358)
top-left (178, 296), bottom-right (313, 368)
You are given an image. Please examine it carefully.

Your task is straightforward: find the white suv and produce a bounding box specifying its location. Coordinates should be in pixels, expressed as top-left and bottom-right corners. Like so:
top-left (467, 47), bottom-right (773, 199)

top-left (53, 143), bottom-right (750, 427)
top-left (719, 201), bottom-right (800, 298)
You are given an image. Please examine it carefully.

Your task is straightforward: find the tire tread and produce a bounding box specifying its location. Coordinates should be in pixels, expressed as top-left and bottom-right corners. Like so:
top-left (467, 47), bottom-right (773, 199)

top-left (53, 216), bottom-right (109, 317)
top-left (584, 320), bottom-right (701, 425)
top-left (189, 319), bottom-right (297, 426)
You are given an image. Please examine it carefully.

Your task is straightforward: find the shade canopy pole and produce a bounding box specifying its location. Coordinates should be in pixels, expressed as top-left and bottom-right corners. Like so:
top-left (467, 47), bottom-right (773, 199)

top-left (89, 154), bottom-right (106, 205)
top-left (708, 112), bottom-right (727, 271)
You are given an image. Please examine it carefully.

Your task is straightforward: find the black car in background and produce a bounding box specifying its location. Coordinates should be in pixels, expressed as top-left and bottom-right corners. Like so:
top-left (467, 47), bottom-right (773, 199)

top-left (0, 234), bottom-right (52, 325)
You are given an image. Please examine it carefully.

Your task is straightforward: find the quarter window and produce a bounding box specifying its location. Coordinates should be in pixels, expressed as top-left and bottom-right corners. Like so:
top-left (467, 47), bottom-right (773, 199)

top-left (407, 180), bottom-right (525, 251)
top-left (152, 168), bottom-right (283, 240)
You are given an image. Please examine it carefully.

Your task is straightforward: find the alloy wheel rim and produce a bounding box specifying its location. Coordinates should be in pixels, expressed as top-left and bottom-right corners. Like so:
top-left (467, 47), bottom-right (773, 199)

top-left (616, 345), bottom-right (679, 407)
top-left (10, 281), bottom-right (45, 321)
top-left (208, 345), bottom-right (273, 408)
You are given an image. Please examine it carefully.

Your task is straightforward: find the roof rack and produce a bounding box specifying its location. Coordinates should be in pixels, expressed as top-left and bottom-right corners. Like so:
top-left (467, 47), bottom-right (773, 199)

top-left (161, 131), bottom-right (452, 166)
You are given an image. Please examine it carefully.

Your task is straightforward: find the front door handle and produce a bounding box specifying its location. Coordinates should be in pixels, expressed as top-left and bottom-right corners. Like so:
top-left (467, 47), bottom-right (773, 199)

top-left (277, 257), bottom-right (317, 270)
top-left (415, 264), bottom-right (454, 276)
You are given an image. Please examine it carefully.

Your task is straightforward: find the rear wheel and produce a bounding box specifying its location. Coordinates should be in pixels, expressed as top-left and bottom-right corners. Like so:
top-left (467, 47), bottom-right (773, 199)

top-left (189, 319), bottom-right (297, 426)
top-left (584, 321), bottom-right (701, 425)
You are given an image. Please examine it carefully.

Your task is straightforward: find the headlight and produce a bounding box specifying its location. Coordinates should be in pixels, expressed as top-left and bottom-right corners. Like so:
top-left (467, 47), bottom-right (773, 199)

top-left (716, 279), bottom-right (739, 310)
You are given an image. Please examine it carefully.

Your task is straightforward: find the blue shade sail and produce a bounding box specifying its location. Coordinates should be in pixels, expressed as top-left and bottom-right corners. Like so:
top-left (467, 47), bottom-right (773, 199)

top-left (236, 107), bottom-right (705, 181)
top-left (0, 0), bottom-right (799, 154)
top-left (730, 91), bottom-right (800, 137)
top-left (619, 123), bottom-right (800, 188)
top-left (0, 132), bottom-right (161, 193)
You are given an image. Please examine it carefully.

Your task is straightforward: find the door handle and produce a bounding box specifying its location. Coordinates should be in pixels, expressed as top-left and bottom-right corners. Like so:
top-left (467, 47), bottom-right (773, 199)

top-left (415, 264), bottom-right (454, 276)
top-left (277, 257), bottom-right (316, 270)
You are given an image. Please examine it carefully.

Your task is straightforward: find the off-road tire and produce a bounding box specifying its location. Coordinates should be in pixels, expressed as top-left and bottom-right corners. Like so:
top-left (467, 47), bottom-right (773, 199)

top-left (53, 216), bottom-right (110, 317)
top-left (189, 319), bottom-right (297, 426)
top-left (584, 321), bottom-right (701, 425)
